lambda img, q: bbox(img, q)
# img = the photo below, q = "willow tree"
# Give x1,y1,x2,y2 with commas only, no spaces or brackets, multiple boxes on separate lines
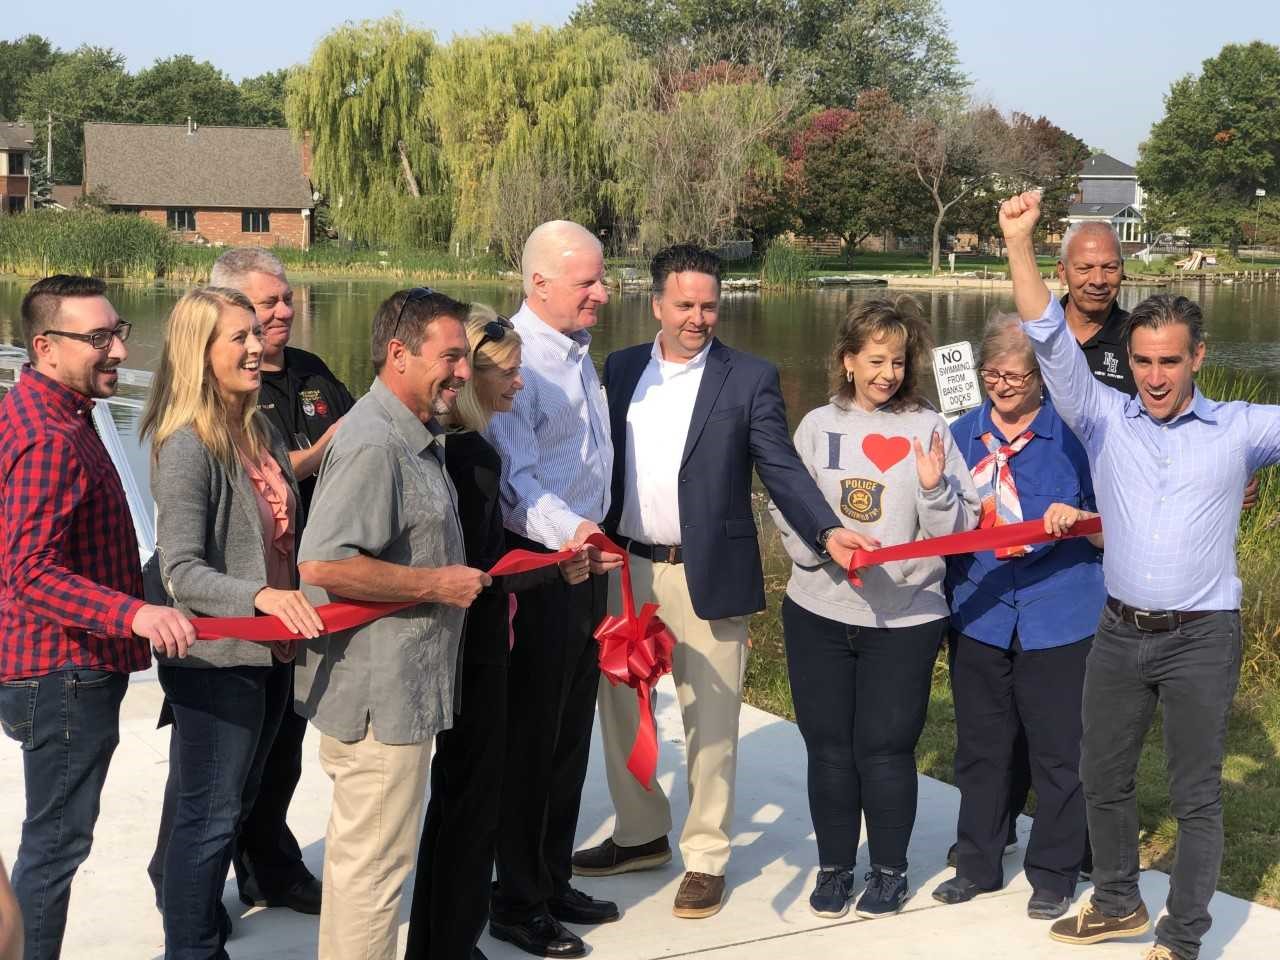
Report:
426,24,629,262
285,16,449,246
600,33,803,252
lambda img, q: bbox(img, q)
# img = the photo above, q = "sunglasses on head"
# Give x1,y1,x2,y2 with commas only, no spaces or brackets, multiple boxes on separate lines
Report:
474,315,514,356
389,287,435,344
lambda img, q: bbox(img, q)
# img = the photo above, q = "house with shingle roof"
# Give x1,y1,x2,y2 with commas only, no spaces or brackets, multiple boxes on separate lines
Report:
1065,153,1147,249
0,119,35,215
83,121,315,249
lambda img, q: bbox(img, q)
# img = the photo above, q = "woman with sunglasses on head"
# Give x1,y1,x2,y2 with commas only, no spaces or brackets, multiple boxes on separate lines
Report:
141,287,323,960
404,305,589,960
932,311,1104,920
770,296,980,921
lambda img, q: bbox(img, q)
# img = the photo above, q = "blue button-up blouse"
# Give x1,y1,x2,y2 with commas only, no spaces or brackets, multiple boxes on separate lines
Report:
946,398,1106,650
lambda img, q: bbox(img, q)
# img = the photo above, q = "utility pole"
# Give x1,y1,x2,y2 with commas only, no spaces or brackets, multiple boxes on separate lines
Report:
46,112,53,179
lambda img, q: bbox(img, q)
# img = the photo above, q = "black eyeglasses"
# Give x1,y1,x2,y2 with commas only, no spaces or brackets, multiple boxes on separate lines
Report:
390,287,435,344
474,316,514,357
978,367,1036,387
42,321,132,351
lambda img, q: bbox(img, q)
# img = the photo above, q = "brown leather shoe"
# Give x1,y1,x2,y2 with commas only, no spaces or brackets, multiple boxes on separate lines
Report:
672,871,726,919
571,836,671,877
1049,901,1151,945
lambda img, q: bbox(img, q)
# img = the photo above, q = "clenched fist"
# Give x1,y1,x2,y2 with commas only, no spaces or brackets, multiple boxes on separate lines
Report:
999,190,1043,242
422,565,492,608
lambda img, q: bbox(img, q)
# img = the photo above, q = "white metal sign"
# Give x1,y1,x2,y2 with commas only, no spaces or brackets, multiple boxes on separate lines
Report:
932,340,982,414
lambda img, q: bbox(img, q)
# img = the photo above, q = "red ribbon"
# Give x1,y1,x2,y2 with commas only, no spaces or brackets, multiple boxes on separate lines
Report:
188,531,675,790
846,515,1102,585
588,533,676,791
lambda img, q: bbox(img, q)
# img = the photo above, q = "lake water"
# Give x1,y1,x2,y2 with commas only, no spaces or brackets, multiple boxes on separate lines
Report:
2,275,1278,505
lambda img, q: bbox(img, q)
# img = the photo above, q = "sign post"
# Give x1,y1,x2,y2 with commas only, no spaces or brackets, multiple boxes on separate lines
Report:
931,340,983,416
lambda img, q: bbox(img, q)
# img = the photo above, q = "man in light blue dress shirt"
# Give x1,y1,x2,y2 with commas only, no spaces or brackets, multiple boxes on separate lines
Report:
1001,190,1280,960
485,220,625,958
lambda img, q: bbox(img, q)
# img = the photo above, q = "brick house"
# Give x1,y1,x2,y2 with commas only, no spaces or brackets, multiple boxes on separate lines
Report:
83,121,315,249
0,120,35,215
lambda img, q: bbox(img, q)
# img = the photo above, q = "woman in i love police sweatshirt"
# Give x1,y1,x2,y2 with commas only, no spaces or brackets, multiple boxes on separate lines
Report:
769,295,980,922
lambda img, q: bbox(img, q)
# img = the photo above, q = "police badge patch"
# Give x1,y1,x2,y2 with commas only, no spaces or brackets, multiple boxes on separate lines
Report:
841,477,885,523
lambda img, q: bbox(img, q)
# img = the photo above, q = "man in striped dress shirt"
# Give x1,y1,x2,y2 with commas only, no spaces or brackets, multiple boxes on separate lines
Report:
0,275,194,960
486,221,624,958
1001,193,1280,960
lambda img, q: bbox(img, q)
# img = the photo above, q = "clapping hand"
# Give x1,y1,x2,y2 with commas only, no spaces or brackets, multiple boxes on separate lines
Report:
914,430,946,491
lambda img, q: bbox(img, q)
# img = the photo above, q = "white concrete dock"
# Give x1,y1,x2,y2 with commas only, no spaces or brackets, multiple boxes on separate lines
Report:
2,670,1276,959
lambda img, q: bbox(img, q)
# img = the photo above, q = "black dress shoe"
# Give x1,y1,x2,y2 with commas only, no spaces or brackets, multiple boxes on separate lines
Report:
489,913,585,958
244,875,322,914
549,886,620,925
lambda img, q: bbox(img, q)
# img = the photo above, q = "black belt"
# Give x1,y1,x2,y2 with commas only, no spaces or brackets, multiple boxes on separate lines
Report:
616,536,683,565
1106,597,1216,632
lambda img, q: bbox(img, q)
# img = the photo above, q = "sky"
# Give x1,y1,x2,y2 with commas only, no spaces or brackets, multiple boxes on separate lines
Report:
11,0,1280,165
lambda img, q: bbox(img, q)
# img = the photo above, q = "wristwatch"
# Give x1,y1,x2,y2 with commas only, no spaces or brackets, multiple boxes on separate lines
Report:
817,526,838,555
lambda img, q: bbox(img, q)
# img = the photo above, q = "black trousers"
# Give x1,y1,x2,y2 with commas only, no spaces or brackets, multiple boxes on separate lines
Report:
491,570,607,922
952,631,1090,898
405,659,508,960
782,596,945,870
232,661,312,898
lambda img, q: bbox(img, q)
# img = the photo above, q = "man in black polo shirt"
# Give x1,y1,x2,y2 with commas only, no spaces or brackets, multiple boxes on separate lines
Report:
1057,221,1136,396
213,248,355,913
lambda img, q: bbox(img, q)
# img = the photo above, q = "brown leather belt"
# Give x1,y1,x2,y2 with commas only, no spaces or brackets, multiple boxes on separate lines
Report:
1106,597,1216,632
616,536,683,565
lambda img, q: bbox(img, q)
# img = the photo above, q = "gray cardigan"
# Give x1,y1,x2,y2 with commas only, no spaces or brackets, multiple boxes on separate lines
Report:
151,423,301,668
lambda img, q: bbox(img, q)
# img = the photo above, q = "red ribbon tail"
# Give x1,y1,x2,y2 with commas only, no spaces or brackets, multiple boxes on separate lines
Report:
626,682,659,791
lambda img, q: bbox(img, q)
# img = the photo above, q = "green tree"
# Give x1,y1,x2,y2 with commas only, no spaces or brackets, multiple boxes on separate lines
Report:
571,0,963,108
129,55,244,125
785,91,930,255
285,16,448,246
0,34,61,120
426,24,628,258
1137,41,1280,253
238,70,289,126
19,45,132,182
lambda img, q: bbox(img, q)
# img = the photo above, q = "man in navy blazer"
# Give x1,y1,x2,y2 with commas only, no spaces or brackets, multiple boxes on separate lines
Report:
571,245,870,919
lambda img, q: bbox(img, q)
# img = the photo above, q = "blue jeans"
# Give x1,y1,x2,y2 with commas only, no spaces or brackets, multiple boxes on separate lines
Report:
156,664,285,960
0,668,128,960
1081,606,1242,960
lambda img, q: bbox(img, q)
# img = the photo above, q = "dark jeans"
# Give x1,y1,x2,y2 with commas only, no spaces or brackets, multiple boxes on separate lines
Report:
154,664,287,960
782,597,945,870
492,569,607,922
0,668,127,960
1082,606,1242,960
951,631,1090,898
233,661,313,899
405,659,508,959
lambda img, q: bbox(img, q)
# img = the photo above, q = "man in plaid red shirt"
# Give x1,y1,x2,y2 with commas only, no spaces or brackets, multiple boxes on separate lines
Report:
0,275,194,960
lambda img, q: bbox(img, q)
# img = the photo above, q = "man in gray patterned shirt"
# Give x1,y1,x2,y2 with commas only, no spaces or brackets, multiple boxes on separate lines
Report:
296,288,490,960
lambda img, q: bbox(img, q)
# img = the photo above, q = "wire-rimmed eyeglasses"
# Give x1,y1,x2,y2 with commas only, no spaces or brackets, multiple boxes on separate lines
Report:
978,367,1037,387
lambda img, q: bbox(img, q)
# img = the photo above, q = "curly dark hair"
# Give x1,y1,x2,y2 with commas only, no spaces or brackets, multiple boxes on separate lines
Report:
829,295,934,412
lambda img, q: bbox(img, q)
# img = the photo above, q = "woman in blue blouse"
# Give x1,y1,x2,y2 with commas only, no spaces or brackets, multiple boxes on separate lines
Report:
933,312,1105,920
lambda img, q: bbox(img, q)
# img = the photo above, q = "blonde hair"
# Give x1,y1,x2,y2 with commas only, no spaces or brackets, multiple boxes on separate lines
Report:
140,286,269,468
453,303,523,432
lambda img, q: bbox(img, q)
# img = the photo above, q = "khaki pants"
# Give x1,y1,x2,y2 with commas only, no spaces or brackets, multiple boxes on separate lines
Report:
597,556,748,876
317,730,432,960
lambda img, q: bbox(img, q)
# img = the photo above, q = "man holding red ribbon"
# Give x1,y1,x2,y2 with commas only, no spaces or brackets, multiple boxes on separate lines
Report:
573,245,873,921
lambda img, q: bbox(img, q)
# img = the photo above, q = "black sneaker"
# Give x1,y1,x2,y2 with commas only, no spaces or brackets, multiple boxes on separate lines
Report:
855,865,909,919
809,867,856,919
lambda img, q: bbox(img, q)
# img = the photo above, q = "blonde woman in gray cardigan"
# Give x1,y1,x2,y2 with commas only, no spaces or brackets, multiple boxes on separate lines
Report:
770,296,979,923
140,287,323,960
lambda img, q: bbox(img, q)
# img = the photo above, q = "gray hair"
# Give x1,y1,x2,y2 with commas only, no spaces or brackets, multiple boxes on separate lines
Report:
1124,294,1205,352
978,310,1039,375
209,247,287,290
1059,221,1123,265
521,220,602,297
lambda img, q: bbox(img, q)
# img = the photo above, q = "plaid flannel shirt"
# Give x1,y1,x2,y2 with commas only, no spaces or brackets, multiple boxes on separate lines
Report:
0,365,148,681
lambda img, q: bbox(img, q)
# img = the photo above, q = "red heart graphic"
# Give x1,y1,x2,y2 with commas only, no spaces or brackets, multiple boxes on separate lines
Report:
862,434,911,473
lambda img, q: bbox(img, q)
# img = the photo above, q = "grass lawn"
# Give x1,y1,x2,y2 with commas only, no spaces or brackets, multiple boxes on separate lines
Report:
741,493,1280,909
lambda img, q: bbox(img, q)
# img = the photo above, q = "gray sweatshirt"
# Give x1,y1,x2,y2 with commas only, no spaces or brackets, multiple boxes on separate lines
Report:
770,399,980,628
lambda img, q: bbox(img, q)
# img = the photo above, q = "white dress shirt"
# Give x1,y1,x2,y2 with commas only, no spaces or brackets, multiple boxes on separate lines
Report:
486,302,613,549
617,336,711,546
